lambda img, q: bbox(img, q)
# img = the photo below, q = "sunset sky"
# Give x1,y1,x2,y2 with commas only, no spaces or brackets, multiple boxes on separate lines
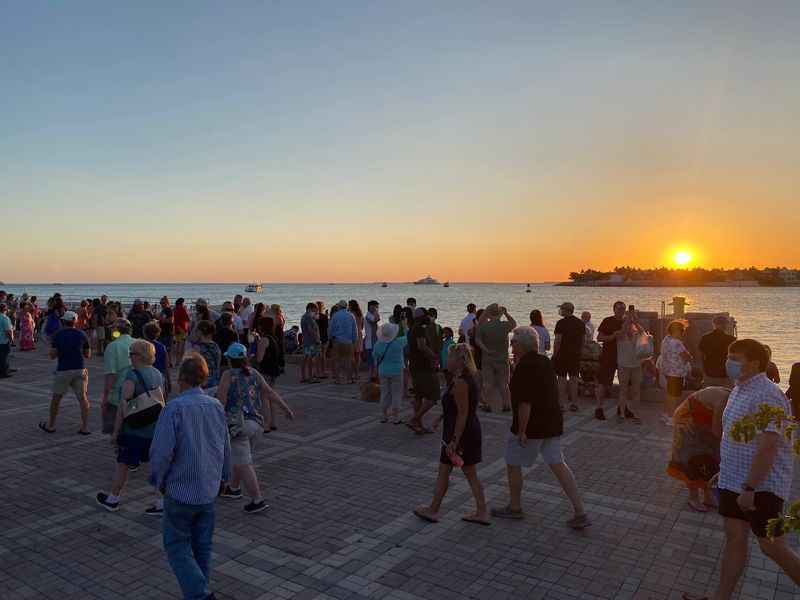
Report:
2,2,799,283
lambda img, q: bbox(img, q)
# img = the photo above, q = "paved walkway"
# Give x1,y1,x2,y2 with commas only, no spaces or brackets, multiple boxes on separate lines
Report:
0,345,797,600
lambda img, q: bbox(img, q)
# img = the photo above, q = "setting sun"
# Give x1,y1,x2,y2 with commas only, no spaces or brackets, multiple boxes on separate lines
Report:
674,250,692,266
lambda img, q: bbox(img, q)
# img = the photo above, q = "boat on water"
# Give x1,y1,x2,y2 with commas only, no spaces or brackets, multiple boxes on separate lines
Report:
526,283,531,293
443,281,450,288
245,283,263,293
413,275,440,285
381,282,388,288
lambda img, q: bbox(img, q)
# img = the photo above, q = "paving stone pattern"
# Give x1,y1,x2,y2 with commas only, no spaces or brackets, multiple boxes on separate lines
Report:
0,346,797,599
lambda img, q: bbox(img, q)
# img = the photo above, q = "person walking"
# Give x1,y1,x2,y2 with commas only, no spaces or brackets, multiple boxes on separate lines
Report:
682,340,800,600
699,315,736,387
491,326,590,529
552,302,585,412
475,304,516,412
408,308,441,434
373,322,408,424
217,343,294,513
328,300,357,385
148,353,232,600
660,320,693,426
102,319,135,434
39,311,91,434
96,339,165,513
594,301,627,420
667,386,730,513
413,343,489,526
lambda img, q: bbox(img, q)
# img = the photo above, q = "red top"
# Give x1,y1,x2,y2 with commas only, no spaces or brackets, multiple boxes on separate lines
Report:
174,305,190,333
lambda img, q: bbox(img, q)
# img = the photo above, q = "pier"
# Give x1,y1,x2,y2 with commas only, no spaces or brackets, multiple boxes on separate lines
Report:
0,346,797,600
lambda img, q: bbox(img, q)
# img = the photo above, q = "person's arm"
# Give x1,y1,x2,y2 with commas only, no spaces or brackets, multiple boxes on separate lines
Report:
711,395,728,439
596,322,615,344
474,324,488,354
553,334,562,356
113,379,135,441
516,401,531,447
148,407,177,493
256,338,267,364
447,380,469,455
216,371,230,403
49,343,58,360
259,375,294,420
503,308,517,330
221,415,232,484
83,338,91,359
737,431,781,511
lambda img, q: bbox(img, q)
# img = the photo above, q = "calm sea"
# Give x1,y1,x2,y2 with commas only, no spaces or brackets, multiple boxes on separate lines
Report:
4,283,798,380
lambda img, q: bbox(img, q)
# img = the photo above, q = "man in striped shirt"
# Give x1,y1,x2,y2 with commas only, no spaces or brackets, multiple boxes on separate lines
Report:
150,353,231,600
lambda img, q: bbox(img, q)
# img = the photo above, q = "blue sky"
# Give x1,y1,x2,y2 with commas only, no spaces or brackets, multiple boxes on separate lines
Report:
2,1,799,282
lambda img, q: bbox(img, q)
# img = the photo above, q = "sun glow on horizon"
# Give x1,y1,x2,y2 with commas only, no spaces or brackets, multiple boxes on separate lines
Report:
673,250,693,267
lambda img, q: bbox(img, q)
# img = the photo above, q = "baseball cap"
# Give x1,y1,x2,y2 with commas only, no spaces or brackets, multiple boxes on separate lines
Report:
62,311,78,322
224,342,248,360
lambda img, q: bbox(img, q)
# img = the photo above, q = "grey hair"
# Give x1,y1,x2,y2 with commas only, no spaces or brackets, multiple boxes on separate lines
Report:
512,326,540,355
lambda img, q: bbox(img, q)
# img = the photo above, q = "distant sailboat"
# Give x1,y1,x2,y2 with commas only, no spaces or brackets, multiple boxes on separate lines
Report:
526,283,532,293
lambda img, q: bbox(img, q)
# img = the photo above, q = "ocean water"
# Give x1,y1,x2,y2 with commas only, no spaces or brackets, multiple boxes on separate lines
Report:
4,283,799,380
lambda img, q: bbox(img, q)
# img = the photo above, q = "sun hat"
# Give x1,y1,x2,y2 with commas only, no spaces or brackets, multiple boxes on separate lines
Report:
377,322,400,343
224,342,248,360
62,311,78,322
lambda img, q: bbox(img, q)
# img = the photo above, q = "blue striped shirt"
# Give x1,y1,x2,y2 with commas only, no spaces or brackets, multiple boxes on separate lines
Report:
149,387,231,505
328,310,357,344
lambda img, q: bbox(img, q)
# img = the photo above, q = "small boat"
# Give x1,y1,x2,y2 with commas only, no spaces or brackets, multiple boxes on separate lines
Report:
381,282,388,288
526,283,532,293
443,281,450,288
245,283,263,293
413,275,440,285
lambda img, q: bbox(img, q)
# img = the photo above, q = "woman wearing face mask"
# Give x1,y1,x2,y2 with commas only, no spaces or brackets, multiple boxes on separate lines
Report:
659,321,692,426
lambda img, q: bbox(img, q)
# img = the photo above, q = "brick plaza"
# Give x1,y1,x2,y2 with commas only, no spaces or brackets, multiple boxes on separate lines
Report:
0,346,797,600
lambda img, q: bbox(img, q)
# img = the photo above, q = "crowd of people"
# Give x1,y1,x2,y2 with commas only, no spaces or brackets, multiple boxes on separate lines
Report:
2,288,800,600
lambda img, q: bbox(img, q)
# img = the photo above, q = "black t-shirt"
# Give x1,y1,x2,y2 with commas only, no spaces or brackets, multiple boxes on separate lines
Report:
92,304,107,327
699,329,736,377
553,315,585,361
408,322,437,372
510,352,563,439
214,328,239,359
128,310,152,339
597,316,623,362
159,307,175,337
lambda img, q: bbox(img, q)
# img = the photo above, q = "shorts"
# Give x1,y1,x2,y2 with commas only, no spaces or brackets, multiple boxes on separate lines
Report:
102,404,118,435
596,358,617,386
483,361,510,389
505,433,563,467
303,344,321,357
53,369,88,397
174,330,187,342
117,434,152,467
553,355,580,378
159,335,174,350
411,370,440,403
666,376,684,397
231,419,261,465
719,489,784,539
333,341,354,360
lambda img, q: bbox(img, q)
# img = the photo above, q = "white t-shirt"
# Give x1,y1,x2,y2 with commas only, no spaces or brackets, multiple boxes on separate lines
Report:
459,313,476,339
584,321,595,341
239,305,254,329
364,312,380,350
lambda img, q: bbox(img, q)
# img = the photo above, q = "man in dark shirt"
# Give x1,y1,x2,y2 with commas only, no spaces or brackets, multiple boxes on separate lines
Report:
552,302,585,411
214,312,239,365
127,299,152,339
491,326,589,529
408,308,440,433
41,311,91,434
699,315,736,387
594,301,627,420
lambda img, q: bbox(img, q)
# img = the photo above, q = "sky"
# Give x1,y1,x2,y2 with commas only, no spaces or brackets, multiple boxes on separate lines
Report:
2,1,799,283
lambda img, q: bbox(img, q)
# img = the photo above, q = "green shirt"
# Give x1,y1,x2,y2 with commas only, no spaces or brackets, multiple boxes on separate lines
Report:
104,334,134,406
0,314,11,345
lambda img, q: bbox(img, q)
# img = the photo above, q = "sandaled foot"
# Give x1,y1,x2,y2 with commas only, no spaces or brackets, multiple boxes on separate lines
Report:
462,512,491,526
681,594,708,600
490,505,524,520
38,421,56,434
566,513,591,529
77,430,92,436
413,506,439,523
687,500,708,513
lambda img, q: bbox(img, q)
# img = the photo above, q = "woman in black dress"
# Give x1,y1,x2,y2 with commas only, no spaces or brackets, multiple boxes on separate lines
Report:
414,343,489,525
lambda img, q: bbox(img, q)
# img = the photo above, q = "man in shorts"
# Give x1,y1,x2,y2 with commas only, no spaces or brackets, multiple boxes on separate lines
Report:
552,302,585,411
475,303,516,412
40,311,91,434
407,308,441,434
683,339,800,600
300,303,321,382
594,301,627,420
328,300,357,384
491,326,589,528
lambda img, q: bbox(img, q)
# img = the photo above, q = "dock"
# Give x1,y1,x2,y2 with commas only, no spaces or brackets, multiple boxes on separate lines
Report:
0,345,797,599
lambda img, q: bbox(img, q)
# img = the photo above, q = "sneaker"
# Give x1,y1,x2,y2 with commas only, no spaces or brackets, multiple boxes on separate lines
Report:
566,514,591,530
96,492,120,512
145,505,163,516
219,486,243,499
243,500,269,514
594,408,606,421
128,465,140,472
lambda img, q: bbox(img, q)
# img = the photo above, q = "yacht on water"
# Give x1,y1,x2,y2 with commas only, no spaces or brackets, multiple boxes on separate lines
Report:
245,283,263,293
413,275,440,285
381,282,388,288
443,281,450,288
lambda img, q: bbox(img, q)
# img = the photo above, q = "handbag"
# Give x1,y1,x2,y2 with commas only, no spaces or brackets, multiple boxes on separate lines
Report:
124,369,165,429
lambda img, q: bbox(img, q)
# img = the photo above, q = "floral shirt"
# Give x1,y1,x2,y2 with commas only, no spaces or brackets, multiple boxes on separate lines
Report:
660,335,688,377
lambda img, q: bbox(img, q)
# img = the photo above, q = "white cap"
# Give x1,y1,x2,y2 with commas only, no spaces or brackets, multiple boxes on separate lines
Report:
62,311,78,322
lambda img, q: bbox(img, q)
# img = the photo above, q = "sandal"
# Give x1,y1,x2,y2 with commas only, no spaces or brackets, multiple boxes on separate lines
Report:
681,594,708,600
77,430,92,436
490,505,524,520
38,421,56,434
413,507,439,523
687,500,708,513
461,513,491,526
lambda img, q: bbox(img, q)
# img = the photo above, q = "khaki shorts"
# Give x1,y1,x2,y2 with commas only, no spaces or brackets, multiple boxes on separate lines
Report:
231,419,261,465
333,341,354,361
53,369,88,397
483,361,510,389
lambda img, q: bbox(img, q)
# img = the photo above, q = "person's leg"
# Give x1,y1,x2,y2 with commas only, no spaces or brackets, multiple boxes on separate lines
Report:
549,462,586,517
191,503,216,581
712,517,750,600
0,343,10,376
507,465,524,512
76,370,90,432
557,376,568,409
617,367,631,416
757,536,800,585
390,375,403,420
47,393,63,430
163,497,211,600
461,465,489,519
110,462,130,496
425,463,452,516
239,464,263,503
352,351,360,382
568,373,579,408
230,464,242,490
380,376,391,419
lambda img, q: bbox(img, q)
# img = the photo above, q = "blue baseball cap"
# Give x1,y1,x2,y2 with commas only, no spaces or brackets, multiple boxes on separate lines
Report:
224,342,248,359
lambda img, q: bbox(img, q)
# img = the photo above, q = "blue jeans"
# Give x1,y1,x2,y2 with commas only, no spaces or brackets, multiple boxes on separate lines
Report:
163,496,215,600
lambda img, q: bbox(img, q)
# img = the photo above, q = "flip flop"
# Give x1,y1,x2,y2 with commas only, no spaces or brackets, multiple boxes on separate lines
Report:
461,514,491,526
76,430,92,436
681,594,708,600
38,422,56,434
413,508,439,523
